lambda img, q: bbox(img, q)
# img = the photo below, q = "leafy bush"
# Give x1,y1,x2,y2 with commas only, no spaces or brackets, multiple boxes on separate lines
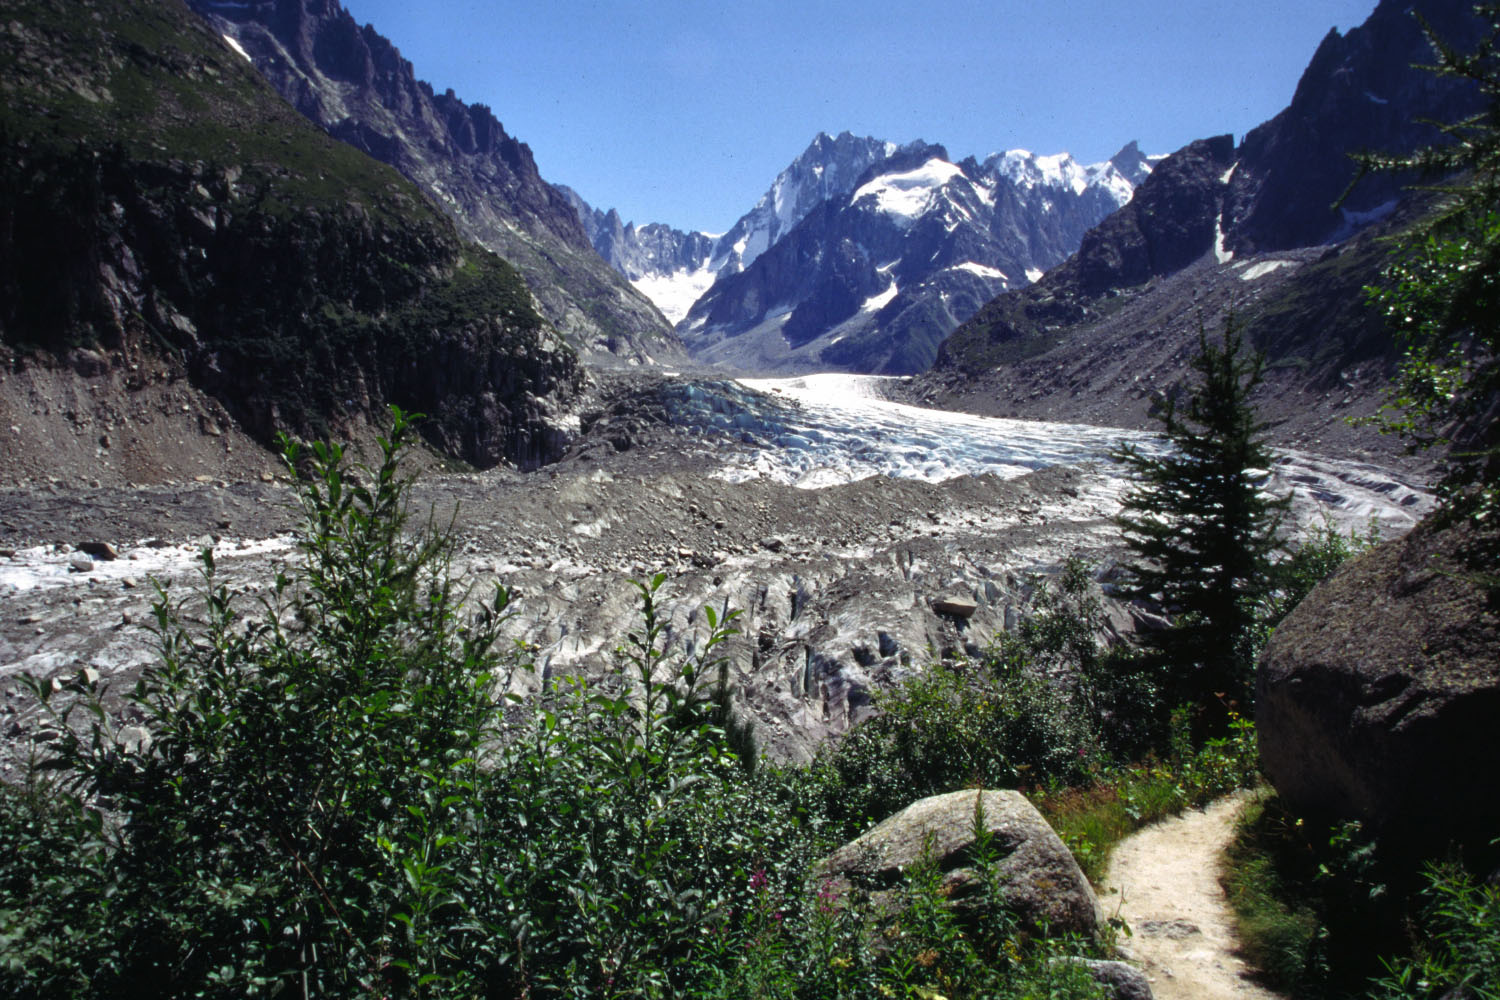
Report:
7,411,523,995
809,562,1114,828
1258,518,1381,635
1371,864,1500,1000
1219,794,1326,994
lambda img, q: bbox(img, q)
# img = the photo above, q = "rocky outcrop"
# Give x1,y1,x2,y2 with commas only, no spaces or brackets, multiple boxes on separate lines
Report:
1055,959,1153,1000
818,789,1100,937
1225,0,1487,254
1070,136,1235,295
558,190,718,284
188,0,680,364
1257,516,1500,856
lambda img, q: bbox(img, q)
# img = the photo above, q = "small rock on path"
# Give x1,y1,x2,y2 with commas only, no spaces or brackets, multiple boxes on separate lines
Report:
1104,791,1285,1000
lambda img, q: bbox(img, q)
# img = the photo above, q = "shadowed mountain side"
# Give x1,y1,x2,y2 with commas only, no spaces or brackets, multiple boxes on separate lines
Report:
913,208,1427,464
916,0,1487,467
0,0,583,485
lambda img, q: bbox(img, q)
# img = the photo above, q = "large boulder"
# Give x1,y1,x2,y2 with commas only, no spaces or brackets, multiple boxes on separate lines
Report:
1257,516,1500,855
1054,958,1154,1000
818,789,1100,937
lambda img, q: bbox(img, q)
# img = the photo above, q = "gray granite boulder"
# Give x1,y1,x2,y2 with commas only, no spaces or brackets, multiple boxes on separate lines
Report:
819,788,1100,936
1257,517,1500,855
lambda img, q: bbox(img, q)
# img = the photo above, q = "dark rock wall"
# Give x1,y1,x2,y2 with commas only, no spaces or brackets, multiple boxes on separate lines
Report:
1,0,582,474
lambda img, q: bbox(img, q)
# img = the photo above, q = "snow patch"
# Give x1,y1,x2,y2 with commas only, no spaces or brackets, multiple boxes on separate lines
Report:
852,159,964,224
1214,217,1234,264
861,282,899,312
950,262,1008,281
1220,162,1239,184
221,33,252,62
632,265,717,324
1025,268,1044,283
1240,260,1294,282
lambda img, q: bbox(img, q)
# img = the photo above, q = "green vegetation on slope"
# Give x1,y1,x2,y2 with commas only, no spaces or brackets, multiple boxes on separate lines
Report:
0,0,576,468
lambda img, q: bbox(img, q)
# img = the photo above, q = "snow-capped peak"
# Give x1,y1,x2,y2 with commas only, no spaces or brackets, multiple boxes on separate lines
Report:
714,131,909,273
983,143,1152,208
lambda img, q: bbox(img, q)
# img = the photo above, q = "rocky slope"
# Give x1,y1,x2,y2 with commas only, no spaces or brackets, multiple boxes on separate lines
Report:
0,0,583,485
188,0,681,364
915,0,1486,449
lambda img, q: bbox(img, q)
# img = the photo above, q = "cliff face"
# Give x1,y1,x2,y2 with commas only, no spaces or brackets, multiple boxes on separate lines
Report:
189,0,682,364
0,0,583,483
1226,0,1487,254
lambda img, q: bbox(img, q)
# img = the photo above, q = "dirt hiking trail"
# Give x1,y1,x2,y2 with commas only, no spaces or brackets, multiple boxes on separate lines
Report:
1104,791,1285,1000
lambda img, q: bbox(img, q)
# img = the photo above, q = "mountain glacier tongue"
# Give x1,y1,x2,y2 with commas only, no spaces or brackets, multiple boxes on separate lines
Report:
701,375,1432,539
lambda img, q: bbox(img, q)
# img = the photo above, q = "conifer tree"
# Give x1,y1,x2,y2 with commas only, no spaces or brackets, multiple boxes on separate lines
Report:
1111,316,1289,732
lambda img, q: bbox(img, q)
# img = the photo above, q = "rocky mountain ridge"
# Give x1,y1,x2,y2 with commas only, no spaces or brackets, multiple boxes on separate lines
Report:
916,0,1487,449
187,0,681,364
674,137,1154,374
568,131,1155,372
562,132,910,325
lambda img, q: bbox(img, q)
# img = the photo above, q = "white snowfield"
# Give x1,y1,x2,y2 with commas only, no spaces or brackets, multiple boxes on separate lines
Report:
720,374,1433,537
851,159,966,224
631,265,718,325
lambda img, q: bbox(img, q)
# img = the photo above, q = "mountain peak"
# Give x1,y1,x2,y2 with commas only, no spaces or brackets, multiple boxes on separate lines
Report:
1108,140,1153,186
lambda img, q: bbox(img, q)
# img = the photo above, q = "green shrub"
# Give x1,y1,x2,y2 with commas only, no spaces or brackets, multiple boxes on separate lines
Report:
1219,794,1325,994
812,653,1098,829
1,411,1118,999
1370,864,1500,1000
0,411,810,997
1257,519,1381,637
7,410,522,995
1034,712,1259,886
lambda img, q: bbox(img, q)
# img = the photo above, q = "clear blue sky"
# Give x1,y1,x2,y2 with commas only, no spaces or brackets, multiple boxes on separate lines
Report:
340,0,1378,233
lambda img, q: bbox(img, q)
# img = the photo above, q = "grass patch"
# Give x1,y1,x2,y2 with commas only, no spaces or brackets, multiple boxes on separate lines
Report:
1219,791,1324,994
1033,713,1260,886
